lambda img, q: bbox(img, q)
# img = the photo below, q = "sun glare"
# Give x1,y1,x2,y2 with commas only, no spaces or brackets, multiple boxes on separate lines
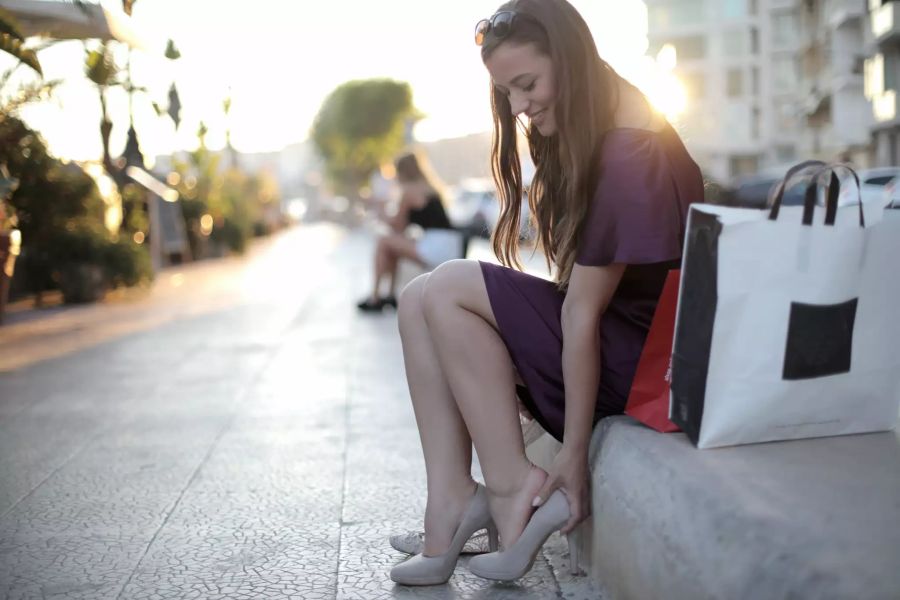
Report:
642,44,688,120
4,0,672,159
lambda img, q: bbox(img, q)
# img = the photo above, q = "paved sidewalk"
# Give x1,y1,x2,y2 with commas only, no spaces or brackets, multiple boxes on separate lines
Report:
0,224,599,599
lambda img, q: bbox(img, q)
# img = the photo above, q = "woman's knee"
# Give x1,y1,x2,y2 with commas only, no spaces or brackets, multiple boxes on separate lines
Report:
421,259,478,320
397,273,429,334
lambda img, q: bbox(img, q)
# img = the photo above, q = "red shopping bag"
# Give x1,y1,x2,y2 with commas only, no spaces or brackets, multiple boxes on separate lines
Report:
625,269,681,433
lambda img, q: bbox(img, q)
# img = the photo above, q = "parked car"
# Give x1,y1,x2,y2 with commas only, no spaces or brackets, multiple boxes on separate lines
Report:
448,178,533,240
831,167,899,209
886,177,900,209
725,172,803,209
727,166,900,210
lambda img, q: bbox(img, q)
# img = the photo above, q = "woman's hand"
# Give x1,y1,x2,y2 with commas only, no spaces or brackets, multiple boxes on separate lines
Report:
532,443,591,534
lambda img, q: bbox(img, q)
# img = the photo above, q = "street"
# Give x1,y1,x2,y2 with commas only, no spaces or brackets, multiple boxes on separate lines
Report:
0,223,595,599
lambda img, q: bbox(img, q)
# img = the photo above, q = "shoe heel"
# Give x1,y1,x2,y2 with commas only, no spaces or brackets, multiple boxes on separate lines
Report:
468,490,571,582
487,523,499,552
567,533,584,576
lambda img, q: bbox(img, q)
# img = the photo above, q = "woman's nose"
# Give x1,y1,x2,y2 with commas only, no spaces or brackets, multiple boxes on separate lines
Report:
508,92,529,117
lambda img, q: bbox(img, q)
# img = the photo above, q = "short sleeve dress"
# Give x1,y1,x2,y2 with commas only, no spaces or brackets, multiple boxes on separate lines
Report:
479,124,704,442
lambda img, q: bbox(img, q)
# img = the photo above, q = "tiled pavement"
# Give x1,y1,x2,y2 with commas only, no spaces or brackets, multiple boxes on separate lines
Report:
0,224,601,599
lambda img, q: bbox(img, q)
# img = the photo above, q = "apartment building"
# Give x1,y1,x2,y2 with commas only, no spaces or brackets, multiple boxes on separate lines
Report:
866,0,900,165
646,0,870,184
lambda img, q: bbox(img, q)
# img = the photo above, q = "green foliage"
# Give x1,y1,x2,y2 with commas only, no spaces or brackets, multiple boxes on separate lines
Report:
85,45,118,87
103,235,152,287
0,9,41,76
209,216,246,254
119,182,148,234
0,10,42,76
0,8,25,40
0,117,152,300
165,39,181,60
312,79,416,193
0,78,60,117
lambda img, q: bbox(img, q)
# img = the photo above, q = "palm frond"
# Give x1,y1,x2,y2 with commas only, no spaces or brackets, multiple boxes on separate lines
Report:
0,79,61,116
0,33,42,76
165,39,181,60
0,9,26,41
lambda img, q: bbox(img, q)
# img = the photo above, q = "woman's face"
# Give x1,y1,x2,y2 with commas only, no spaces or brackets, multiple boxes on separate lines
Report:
484,42,557,136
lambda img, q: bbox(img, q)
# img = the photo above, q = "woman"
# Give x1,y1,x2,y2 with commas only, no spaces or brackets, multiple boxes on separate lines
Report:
357,152,462,312
389,0,703,585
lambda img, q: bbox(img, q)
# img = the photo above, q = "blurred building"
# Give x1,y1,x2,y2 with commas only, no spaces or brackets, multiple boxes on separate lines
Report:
865,0,900,166
646,0,871,184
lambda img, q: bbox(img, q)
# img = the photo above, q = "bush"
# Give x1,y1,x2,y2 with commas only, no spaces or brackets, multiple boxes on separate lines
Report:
1,117,153,302
43,220,152,303
210,216,247,254
102,236,153,288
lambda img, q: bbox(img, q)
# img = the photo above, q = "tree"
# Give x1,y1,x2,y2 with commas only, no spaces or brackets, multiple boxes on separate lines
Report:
0,8,42,76
311,79,417,196
84,42,121,176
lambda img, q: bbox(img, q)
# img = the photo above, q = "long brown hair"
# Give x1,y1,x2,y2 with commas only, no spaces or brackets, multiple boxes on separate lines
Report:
394,151,446,199
481,0,621,288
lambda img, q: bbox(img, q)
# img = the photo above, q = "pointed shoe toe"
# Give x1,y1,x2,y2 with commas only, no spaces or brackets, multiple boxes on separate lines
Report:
468,490,570,582
390,484,498,586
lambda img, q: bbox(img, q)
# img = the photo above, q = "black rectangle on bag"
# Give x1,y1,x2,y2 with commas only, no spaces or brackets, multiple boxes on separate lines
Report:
783,298,858,380
671,209,721,446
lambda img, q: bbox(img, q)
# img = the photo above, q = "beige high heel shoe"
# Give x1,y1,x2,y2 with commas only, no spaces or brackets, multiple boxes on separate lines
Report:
390,484,500,586
467,489,571,581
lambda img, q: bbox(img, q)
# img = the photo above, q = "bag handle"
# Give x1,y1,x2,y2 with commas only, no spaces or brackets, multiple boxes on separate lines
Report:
809,165,863,227
769,162,864,227
768,160,826,220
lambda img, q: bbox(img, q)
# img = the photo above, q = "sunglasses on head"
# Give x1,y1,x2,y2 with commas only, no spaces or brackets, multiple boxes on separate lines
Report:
474,11,518,46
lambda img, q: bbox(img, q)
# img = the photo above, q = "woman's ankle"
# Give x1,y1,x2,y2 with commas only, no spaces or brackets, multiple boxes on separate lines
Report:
485,462,546,499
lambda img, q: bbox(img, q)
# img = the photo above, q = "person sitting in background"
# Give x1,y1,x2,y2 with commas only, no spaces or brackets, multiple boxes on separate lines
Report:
357,152,463,313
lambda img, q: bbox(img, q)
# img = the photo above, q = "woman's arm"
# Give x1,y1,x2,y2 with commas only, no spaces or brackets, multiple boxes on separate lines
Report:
560,262,625,450
534,261,625,532
385,191,417,233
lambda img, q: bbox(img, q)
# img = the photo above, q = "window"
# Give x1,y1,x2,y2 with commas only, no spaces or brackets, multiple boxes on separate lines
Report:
750,27,759,54
723,30,746,56
771,11,796,48
886,51,900,91
775,145,797,163
775,102,798,131
723,0,746,19
673,35,707,60
752,67,760,95
773,57,798,92
648,0,705,29
679,71,707,100
730,155,760,178
752,107,761,140
727,68,744,97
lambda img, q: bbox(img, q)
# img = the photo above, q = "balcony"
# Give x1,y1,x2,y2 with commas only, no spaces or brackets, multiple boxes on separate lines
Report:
872,1,900,44
826,0,866,28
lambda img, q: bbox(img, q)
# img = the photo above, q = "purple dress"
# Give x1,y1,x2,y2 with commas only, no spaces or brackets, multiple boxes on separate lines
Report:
480,124,704,442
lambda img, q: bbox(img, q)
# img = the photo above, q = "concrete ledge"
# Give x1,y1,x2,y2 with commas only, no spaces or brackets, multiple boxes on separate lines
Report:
527,416,900,600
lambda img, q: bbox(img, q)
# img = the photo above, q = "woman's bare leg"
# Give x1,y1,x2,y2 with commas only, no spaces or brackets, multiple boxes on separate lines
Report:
373,235,425,300
398,274,477,556
421,259,547,547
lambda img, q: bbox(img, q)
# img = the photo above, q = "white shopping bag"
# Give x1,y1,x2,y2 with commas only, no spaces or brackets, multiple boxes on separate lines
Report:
670,163,900,448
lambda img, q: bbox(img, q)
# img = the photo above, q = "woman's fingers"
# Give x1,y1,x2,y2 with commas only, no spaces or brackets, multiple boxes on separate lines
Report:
558,480,591,534
532,475,559,508
560,491,583,534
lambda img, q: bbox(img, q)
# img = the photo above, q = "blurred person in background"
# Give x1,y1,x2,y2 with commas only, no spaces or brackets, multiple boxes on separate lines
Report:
357,152,462,313
388,0,703,586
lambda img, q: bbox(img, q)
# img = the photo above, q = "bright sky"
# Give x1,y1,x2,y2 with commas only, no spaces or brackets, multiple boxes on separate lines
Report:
3,0,673,162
